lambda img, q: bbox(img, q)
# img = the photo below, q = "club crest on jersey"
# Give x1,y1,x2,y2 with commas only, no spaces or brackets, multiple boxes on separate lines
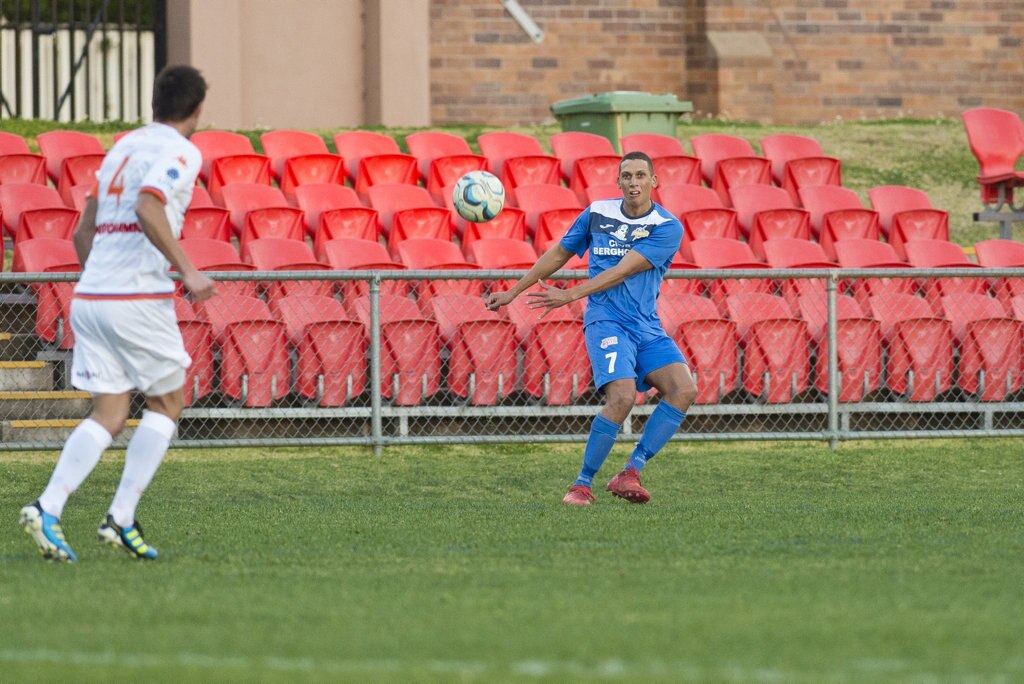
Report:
166,168,179,180
609,225,629,240
630,226,650,240
600,336,618,349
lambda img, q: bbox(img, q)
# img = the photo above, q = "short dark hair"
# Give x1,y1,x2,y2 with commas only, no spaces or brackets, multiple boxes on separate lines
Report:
152,65,207,122
620,150,654,174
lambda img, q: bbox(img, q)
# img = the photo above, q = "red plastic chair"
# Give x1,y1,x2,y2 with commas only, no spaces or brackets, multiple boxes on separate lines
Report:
550,131,618,182
868,185,949,260
0,131,31,155
500,155,562,203
366,184,451,255
468,237,538,291
353,153,420,201
333,131,402,183
657,293,739,404
763,237,838,308
190,130,258,182
189,186,215,209
798,185,880,260
690,133,772,207
54,154,104,207
835,238,916,306
320,237,410,301
292,183,379,256
477,132,545,181
533,208,581,254
194,295,291,407
975,238,1024,306
395,237,483,303
12,237,79,348
584,183,622,204
621,133,687,157
940,293,1023,401
759,134,842,205
506,291,590,404
0,183,79,242
690,237,773,311
275,294,367,406
657,185,740,261
725,293,811,403
174,297,214,406
428,294,519,405
904,238,987,307
242,237,332,305
259,130,345,197
405,131,489,200
961,108,1024,207
181,207,233,242
350,294,443,405
0,132,47,185
651,154,702,189
729,184,811,260
219,184,305,247
514,184,582,237
179,238,258,298
867,292,953,401
36,130,104,184
191,131,271,200
568,155,622,204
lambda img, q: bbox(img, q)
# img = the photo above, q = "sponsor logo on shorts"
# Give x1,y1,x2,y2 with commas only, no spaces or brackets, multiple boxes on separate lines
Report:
75,369,99,380
600,336,618,349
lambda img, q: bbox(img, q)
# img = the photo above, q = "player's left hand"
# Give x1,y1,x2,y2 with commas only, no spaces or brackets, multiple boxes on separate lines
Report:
183,270,216,301
525,281,573,317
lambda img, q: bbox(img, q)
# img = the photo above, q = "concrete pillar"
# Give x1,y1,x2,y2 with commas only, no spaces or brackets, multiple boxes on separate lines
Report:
365,0,431,127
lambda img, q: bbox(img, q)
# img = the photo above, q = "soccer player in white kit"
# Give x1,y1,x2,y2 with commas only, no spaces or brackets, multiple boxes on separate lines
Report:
19,65,215,562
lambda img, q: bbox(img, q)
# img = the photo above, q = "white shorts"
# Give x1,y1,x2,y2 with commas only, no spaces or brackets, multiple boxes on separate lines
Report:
70,296,192,396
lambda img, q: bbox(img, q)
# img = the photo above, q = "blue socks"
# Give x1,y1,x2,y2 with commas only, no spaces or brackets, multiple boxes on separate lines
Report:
574,414,621,487
625,401,686,472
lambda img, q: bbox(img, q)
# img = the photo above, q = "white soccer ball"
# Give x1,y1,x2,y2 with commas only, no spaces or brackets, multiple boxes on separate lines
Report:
452,170,505,223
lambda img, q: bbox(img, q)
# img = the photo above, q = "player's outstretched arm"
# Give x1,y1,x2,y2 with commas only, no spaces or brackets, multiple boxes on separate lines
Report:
484,244,575,311
72,197,98,267
526,249,653,316
136,193,216,301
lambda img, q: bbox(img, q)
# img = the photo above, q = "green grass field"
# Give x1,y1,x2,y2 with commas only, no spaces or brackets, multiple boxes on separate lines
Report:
2,440,1022,682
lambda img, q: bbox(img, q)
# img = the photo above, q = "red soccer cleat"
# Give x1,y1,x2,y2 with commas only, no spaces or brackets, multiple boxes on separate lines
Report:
606,469,650,504
562,484,595,506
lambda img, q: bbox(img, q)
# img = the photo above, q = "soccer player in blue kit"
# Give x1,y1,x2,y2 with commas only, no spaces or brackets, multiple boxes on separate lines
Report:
485,151,697,505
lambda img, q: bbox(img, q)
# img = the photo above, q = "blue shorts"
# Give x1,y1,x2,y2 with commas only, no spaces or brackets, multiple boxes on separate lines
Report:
584,320,687,393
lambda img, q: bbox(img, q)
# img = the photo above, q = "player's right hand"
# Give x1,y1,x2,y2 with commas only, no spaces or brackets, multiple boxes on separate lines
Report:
484,290,515,311
182,270,216,301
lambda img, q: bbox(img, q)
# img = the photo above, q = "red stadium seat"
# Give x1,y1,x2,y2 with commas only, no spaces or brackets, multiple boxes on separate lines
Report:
351,294,443,405
468,237,538,291
260,129,333,178
67,183,92,211
395,238,483,303
333,131,401,183
189,186,215,209
194,295,290,407
550,131,617,182
460,207,528,254
54,154,103,208
259,130,345,198
477,131,545,181
366,184,451,255
0,183,79,242
974,238,1024,306
568,155,621,204
0,131,31,155
353,153,420,202
867,293,953,401
405,131,490,200
729,184,812,260
320,237,410,301
36,130,104,184
725,293,811,403
835,238,916,306
961,108,1024,207
178,238,258,298
584,183,622,204
190,130,259,184
500,156,562,203
12,237,79,348
425,154,489,203
759,134,842,205
657,293,739,403
292,183,379,255
867,185,949,260
798,185,880,260
514,184,582,237
533,208,580,254
191,131,271,201
242,237,332,306
690,134,772,207
650,154,702,189
219,184,305,248
427,294,518,405
657,185,740,261
506,291,590,404
794,293,882,402
690,237,772,311
794,292,866,343
904,239,987,307
174,297,214,406
275,294,367,406
0,132,47,185
763,238,838,307
181,207,233,242
621,133,687,157
941,293,1024,401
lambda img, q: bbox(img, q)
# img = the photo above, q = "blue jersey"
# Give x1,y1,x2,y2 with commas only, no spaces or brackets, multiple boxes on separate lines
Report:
559,199,683,333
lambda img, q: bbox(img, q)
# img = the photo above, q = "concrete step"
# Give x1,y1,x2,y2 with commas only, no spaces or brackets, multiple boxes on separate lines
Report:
0,332,46,361
0,391,92,420
2,418,138,444
0,361,55,391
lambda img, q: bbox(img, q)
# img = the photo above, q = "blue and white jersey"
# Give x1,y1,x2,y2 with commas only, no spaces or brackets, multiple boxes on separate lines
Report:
559,199,683,333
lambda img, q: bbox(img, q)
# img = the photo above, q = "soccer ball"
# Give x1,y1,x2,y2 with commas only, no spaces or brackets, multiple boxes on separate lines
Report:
452,171,505,223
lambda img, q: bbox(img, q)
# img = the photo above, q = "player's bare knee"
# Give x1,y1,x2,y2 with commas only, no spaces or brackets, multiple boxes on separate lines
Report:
602,388,636,422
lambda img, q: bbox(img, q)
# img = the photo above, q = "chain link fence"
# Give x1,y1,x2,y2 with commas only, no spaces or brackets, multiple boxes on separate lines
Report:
3,268,1024,450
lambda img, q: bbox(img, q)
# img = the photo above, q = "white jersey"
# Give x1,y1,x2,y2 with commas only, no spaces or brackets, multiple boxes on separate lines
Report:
75,122,202,297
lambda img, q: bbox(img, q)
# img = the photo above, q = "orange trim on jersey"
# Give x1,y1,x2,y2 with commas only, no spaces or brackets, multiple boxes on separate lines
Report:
140,186,167,204
73,292,174,301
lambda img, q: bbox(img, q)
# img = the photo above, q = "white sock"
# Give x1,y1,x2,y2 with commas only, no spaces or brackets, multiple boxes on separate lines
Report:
108,411,176,528
38,418,112,518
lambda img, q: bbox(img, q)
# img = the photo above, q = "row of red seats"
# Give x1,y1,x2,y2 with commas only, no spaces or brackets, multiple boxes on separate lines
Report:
661,291,1024,404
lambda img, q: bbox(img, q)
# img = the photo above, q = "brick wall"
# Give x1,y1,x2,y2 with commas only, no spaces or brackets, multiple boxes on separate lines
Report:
429,0,1024,126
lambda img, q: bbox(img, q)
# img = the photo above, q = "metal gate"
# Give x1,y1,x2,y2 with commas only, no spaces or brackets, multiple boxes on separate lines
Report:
0,0,166,123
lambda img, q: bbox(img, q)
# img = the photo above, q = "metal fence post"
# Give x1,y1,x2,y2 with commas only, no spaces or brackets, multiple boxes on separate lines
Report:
369,275,383,456
827,271,839,450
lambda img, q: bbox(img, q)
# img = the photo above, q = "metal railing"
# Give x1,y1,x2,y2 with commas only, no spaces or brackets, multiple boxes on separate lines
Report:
2,267,1024,451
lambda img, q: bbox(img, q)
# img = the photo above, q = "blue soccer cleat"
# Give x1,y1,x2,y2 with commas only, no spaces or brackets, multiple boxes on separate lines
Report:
97,515,158,560
19,501,77,562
